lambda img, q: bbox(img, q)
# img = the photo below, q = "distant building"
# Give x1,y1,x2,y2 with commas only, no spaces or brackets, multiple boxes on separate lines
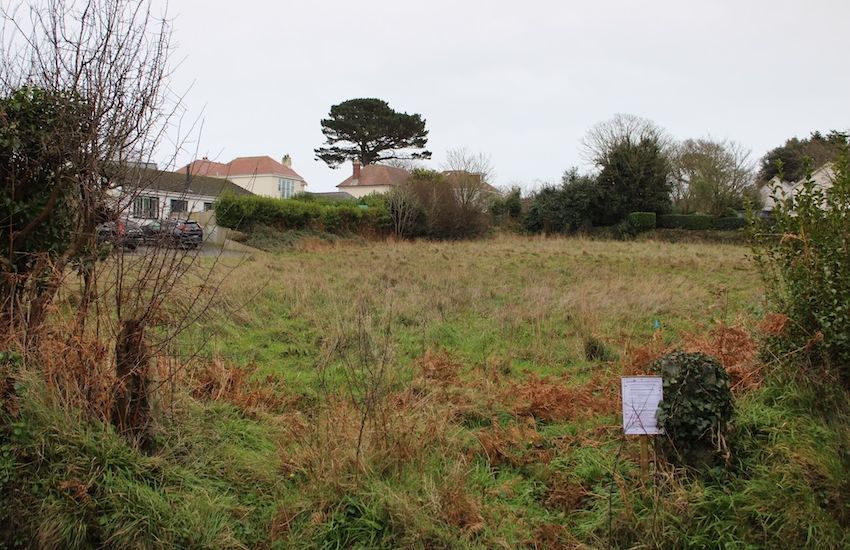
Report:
759,162,837,215
336,160,410,198
115,167,251,222
335,160,501,200
177,155,308,199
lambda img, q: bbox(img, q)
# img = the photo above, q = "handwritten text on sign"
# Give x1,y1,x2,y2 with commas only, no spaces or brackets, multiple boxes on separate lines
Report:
621,376,664,435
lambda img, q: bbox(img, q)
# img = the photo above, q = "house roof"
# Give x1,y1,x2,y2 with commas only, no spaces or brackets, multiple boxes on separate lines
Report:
178,155,306,182
122,167,252,198
337,164,410,188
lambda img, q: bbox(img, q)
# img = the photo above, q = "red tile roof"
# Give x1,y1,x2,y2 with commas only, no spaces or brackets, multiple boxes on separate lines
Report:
337,164,410,188
178,156,305,182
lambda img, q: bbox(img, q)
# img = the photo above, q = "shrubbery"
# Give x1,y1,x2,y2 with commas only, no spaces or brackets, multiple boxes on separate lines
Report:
751,151,850,383
523,170,603,233
711,216,747,231
215,192,389,235
405,169,492,239
625,211,656,233
490,187,522,226
653,351,733,469
657,214,714,230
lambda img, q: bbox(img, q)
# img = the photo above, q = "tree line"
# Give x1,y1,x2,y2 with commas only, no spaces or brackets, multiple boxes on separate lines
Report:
312,100,847,238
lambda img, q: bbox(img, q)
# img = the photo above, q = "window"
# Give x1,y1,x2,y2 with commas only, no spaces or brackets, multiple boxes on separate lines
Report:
278,178,295,199
203,202,214,212
132,196,159,219
170,199,188,213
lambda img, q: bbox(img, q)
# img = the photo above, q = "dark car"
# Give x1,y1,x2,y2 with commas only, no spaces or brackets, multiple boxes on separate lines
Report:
141,219,204,248
95,220,143,250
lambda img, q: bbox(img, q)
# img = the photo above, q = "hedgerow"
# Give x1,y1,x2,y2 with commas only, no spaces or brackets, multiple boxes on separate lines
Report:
214,192,389,235
657,214,714,230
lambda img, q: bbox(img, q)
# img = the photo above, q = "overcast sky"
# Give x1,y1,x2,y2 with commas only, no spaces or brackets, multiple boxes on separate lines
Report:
162,0,850,192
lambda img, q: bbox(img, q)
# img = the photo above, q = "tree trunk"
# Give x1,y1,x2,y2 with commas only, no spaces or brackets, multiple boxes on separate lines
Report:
112,318,152,451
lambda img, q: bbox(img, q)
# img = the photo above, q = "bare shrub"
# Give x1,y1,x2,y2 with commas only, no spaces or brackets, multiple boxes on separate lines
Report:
190,357,292,413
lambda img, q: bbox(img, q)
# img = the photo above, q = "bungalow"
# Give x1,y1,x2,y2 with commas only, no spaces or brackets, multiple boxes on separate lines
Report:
335,160,502,200
177,155,308,199
759,162,836,215
116,167,252,223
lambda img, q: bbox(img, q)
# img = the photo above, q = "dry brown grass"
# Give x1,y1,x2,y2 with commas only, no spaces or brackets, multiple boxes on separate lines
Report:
476,416,546,467
505,372,619,422
623,322,763,394
189,357,294,412
280,390,460,489
434,461,485,536
414,349,461,385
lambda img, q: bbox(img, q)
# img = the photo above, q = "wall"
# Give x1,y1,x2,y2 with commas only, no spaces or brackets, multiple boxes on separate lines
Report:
111,188,217,222
228,174,307,199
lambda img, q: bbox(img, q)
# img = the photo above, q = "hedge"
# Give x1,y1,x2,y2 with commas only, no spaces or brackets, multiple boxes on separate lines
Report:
626,211,656,233
658,214,714,230
214,192,389,235
711,216,748,231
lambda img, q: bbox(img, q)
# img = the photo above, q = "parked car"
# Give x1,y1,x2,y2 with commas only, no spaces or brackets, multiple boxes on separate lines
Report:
141,219,204,248
95,220,142,250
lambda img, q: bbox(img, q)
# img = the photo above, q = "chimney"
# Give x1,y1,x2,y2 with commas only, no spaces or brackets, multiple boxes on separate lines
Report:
281,154,292,167
353,159,361,179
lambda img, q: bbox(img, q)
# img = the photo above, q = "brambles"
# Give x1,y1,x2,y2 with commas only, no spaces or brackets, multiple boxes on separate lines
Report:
653,351,734,469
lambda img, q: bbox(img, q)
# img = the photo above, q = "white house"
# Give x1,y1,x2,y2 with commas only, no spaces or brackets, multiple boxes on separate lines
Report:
177,155,308,199
116,167,252,223
759,162,837,215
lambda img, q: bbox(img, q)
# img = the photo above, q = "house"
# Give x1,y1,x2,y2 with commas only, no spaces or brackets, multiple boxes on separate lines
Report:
335,160,502,200
116,167,252,223
759,162,836,215
177,155,308,199
336,160,410,198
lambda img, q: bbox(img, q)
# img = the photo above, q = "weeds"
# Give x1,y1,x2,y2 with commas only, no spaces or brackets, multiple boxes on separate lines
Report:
5,235,849,548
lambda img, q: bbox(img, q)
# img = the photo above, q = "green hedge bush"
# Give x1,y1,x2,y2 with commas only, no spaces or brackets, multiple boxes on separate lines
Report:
711,216,747,231
658,214,714,230
626,211,656,233
215,192,388,235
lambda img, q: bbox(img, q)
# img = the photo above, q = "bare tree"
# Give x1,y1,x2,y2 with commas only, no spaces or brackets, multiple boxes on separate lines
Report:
0,0,176,331
581,113,674,167
384,186,421,239
671,138,755,215
441,147,497,210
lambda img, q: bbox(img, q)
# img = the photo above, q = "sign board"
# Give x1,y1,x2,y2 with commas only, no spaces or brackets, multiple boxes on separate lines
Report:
621,376,664,435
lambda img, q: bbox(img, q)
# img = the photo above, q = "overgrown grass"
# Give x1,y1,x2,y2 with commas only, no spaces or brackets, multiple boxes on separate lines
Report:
3,235,848,548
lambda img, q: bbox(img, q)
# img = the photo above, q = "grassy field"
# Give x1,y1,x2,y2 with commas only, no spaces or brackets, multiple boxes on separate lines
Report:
3,235,850,548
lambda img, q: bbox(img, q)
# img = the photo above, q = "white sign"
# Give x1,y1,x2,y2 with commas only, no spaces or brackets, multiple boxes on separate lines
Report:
621,376,664,435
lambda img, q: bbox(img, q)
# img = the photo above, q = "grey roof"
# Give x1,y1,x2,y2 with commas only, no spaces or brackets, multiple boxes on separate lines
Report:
121,167,252,198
